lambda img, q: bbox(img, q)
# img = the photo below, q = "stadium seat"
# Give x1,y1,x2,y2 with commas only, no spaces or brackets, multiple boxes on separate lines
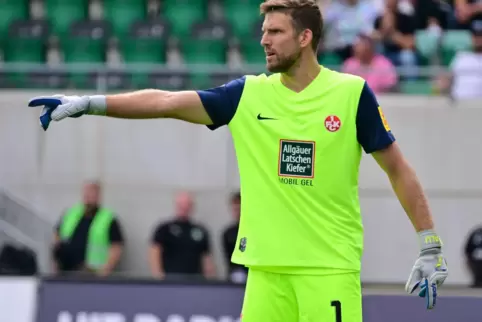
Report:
4,20,49,63
62,20,111,88
415,30,440,62
103,0,147,38
441,30,472,66
183,21,229,89
318,52,342,67
399,80,434,95
0,0,29,44
120,19,170,88
242,40,265,64
163,1,205,38
121,20,169,63
223,1,262,39
182,21,229,64
3,20,49,87
44,0,88,39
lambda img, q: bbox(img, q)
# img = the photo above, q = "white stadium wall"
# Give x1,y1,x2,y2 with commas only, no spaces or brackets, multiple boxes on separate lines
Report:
0,91,481,285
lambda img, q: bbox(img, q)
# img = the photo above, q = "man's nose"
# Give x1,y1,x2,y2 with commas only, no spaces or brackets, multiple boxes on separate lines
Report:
260,33,269,47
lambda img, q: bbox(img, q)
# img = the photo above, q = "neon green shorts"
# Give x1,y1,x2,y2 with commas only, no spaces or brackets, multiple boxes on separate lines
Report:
240,268,363,322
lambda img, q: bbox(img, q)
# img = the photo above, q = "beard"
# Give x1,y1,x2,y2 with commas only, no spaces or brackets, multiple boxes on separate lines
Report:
266,49,302,73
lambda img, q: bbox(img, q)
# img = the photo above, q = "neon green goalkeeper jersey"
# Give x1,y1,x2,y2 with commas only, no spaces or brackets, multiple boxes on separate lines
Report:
197,67,395,273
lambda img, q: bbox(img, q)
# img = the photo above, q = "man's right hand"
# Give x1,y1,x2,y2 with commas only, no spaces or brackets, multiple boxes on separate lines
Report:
28,94,106,131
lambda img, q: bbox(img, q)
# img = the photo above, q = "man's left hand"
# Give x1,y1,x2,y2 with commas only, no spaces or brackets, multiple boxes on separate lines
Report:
405,230,448,310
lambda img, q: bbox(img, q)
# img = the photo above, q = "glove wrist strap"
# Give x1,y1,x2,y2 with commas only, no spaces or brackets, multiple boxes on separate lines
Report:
418,229,442,253
87,95,107,116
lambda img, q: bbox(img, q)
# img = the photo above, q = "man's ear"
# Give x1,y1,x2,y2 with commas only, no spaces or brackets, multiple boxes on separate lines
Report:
299,29,314,49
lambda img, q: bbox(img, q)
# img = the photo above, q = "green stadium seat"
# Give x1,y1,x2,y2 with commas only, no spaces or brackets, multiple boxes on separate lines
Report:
399,80,434,95
103,0,146,37
44,0,88,39
121,19,170,88
415,30,440,62
62,21,110,88
3,20,49,87
121,20,169,63
163,2,206,38
182,21,229,64
242,40,265,64
441,30,472,66
4,20,49,63
0,0,29,44
318,52,342,67
224,1,262,39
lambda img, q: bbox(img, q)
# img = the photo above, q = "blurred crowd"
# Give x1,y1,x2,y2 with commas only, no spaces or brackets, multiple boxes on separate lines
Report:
319,0,482,99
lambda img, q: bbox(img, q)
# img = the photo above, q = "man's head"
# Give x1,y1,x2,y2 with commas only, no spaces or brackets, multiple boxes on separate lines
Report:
175,191,194,220
230,191,241,221
353,34,375,63
82,181,101,208
385,0,398,12
471,22,482,52
260,0,323,73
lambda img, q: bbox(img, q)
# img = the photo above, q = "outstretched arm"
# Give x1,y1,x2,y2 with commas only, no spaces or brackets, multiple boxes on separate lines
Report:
29,77,246,131
104,90,213,124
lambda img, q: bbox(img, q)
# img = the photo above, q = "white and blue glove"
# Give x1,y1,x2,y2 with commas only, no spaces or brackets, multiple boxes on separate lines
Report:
405,230,448,310
28,94,106,131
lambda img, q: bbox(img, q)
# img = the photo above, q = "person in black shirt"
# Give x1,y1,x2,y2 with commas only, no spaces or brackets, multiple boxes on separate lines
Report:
373,0,418,78
465,226,482,288
149,191,216,280
222,191,248,284
52,181,124,277
413,0,448,30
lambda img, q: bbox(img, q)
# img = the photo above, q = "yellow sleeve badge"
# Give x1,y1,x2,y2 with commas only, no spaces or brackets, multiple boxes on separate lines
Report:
378,106,391,132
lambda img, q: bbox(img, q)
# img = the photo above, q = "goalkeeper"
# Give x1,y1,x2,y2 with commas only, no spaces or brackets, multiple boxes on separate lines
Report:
27,0,448,321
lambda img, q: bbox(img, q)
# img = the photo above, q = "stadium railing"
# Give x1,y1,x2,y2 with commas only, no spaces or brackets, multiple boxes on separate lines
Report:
0,189,54,273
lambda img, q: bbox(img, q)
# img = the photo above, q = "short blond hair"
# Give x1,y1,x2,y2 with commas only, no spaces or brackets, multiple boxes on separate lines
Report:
260,0,323,51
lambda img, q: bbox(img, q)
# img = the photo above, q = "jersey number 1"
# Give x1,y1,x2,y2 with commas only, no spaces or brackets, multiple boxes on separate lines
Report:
331,300,342,322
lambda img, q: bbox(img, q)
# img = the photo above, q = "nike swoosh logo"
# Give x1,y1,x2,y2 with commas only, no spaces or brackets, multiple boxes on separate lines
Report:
257,113,277,120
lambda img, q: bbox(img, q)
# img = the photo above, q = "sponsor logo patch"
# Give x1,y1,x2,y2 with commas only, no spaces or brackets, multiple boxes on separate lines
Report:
278,140,315,178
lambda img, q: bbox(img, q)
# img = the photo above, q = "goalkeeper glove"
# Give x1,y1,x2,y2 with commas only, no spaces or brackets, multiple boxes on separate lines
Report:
28,94,106,131
405,230,448,310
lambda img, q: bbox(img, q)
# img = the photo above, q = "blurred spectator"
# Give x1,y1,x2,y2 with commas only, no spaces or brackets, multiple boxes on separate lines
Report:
53,181,124,277
149,192,216,280
464,226,482,287
413,0,448,30
435,23,482,99
342,33,398,93
0,243,38,276
221,191,248,284
324,0,379,60
454,0,482,29
373,0,418,78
